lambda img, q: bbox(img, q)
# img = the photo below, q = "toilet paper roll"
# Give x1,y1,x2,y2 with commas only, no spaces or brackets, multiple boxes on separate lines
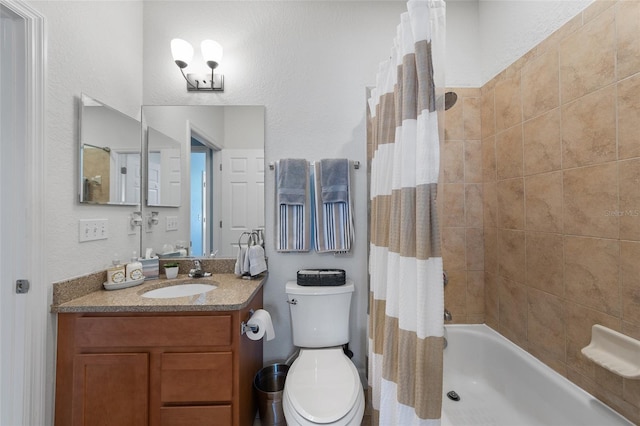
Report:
246,309,275,341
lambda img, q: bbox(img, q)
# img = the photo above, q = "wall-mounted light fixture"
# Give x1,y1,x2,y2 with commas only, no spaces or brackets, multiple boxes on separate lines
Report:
171,38,224,92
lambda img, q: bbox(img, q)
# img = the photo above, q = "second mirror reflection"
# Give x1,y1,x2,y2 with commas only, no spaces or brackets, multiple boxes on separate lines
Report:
141,105,265,259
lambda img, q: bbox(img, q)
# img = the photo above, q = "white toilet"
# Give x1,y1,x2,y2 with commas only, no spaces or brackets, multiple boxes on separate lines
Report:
283,280,365,425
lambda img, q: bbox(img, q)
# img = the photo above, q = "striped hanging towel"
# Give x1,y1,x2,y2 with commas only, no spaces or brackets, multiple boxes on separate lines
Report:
276,159,310,252
312,159,354,253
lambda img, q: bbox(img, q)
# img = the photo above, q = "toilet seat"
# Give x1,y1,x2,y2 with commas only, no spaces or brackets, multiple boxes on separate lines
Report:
283,347,364,424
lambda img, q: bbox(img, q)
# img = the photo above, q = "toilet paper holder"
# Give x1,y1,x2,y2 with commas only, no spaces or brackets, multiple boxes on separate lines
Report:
241,309,259,335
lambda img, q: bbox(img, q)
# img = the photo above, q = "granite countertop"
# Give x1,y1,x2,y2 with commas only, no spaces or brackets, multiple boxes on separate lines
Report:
51,273,266,313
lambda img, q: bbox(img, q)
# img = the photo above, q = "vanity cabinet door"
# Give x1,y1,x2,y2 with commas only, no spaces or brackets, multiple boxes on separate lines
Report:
72,353,149,426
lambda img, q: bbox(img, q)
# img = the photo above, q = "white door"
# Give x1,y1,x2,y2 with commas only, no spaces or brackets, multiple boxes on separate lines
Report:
160,148,181,206
220,149,264,257
1,2,46,425
148,152,161,205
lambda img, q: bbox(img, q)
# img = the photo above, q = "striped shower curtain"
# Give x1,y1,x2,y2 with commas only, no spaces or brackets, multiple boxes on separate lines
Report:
367,0,445,424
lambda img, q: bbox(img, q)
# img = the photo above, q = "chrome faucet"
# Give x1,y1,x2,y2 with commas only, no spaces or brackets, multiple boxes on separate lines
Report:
444,309,452,322
190,259,204,278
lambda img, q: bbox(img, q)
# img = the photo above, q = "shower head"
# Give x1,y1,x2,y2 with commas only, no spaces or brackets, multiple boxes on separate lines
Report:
444,91,458,111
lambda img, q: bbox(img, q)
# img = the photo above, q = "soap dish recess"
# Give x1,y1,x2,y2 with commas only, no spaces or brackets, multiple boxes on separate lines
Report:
581,324,640,379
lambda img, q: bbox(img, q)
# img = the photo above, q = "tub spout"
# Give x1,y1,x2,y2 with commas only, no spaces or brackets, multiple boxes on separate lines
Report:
444,309,452,322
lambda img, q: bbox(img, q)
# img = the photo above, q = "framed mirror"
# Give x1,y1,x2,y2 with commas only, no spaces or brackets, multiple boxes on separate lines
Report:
141,105,265,258
79,93,141,205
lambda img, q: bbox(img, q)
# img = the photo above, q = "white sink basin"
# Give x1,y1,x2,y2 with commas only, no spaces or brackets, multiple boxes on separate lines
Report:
142,283,217,299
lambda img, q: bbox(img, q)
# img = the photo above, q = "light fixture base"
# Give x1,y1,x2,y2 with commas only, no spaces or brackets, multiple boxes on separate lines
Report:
186,73,224,91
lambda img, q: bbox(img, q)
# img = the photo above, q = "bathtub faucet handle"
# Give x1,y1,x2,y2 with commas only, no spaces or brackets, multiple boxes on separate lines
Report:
444,308,452,322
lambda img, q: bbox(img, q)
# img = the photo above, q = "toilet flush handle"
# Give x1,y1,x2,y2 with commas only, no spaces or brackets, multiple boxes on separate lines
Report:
286,298,297,305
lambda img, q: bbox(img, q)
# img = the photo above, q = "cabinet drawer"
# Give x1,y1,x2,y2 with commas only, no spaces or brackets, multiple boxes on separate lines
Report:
75,316,232,348
160,406,231,426
161,352,233,403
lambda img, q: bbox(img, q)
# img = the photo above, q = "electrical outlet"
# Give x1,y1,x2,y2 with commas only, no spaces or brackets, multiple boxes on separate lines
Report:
79,219,108,242
166,216,178,231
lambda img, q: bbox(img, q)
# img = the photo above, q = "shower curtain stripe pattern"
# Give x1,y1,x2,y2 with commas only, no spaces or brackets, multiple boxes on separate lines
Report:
368,0,444,424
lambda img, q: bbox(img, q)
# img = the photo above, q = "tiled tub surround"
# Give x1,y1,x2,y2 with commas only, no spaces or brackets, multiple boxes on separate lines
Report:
441,88,485,325
480,1,640,423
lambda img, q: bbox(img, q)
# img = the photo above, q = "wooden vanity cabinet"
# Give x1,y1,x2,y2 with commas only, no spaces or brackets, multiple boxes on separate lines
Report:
54,288,263,426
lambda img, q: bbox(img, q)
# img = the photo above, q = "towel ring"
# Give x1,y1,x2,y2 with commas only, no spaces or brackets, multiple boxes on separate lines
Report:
237,231,259,248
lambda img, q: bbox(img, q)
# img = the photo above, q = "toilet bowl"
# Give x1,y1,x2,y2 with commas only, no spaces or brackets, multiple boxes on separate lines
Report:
283,347,364,425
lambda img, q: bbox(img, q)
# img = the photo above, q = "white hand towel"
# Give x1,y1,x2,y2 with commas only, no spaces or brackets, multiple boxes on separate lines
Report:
243,245,251,274
235,246,247,276
248,245,268,276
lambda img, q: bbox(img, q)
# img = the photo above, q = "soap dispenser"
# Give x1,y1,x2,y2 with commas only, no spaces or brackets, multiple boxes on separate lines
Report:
126,251,143,281
107,254,126,285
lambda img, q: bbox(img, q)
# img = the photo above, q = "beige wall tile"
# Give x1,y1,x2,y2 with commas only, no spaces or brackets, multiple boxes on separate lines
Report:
563,162,619,239
481,89,495,139
526,231,564,297
466,228,484,271
525,171,563,233
528,345,568,377
582,0,615,24
467,271,485,315
562,85,617,168
441,140,465,183
616,1,640,80
482,136,497,182
625,378,640,409
442,183,465,228
442,227,466,271
444,270,467,316
483,226,497,274
521,50,560,120
559,7,615,104
618,74,640,161
619,159,640,241
496,125,524,179
498,276,528,344
485,271,499,329
528,287,566,362
464,140,483,183
465,184,483,228
463,97,482,140
445,97,464,141
498,178,525,230
495,74,522,132
498,229,526,284
621,241,640,326
523,108,562,175
564,235,620,316
483,182,498,229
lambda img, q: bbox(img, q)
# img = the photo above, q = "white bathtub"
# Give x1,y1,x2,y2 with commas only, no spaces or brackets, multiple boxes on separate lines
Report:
442,325,633,426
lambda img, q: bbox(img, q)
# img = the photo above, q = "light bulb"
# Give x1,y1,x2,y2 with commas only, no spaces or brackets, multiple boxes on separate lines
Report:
201,40,223,69
170,38,193,69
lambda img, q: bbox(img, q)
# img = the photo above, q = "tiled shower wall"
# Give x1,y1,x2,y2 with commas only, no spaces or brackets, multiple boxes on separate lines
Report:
480,1,640,422
442,88,485,324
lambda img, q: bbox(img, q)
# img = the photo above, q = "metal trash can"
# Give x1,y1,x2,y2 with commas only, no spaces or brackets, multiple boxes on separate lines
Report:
254,363,289,425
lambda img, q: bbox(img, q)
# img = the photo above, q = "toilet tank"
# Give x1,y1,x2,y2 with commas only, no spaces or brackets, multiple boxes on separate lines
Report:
286,280,354,348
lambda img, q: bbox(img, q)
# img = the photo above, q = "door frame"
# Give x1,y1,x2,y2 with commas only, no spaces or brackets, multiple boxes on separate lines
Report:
0,0,47,424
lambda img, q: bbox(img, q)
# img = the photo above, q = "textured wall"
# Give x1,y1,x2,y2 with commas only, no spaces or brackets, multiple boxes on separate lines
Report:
481,2,640,422
32,1,144,283
142,0,406,373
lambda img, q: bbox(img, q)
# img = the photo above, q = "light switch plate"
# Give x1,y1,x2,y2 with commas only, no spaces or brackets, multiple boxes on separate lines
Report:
79,219,108,242
166,216,178,231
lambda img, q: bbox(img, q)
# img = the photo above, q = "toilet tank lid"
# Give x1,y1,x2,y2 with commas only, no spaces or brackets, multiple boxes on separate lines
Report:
286,280,354,295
